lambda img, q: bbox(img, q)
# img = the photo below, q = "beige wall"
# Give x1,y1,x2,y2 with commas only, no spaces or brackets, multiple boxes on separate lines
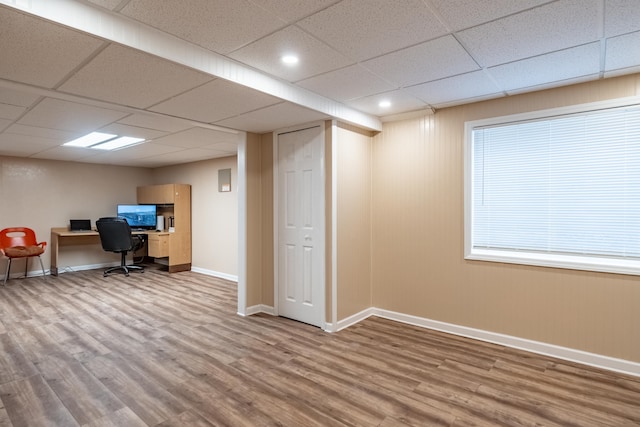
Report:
243,132,276,308
153,156,238,277
0,156,153,272
336,123,373,320
371,74,640,362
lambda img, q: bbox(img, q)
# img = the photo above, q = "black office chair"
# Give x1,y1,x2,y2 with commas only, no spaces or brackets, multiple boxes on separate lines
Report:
96,217,145,277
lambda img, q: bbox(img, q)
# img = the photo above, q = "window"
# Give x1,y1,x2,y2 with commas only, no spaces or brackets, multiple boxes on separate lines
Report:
464,98,640,275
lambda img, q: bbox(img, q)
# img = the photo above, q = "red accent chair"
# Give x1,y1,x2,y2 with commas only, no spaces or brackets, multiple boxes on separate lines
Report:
0,227,47,286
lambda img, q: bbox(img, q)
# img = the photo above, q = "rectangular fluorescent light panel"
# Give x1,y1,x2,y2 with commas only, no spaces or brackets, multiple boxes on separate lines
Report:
64,132,117,147
64,132,145,150
91,136,145,150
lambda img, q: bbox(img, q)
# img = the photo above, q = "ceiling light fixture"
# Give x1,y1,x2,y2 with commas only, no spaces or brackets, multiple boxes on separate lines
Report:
281,54,299,65
63,132,117,147
63,132,145,150
92,136,145,150
379,100,391,108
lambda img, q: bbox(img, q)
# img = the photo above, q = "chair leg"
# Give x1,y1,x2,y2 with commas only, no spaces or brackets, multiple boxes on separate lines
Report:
103,252,143,277
37,255,46,281
2,258,11,286
122,251,143,274
104,265,129,277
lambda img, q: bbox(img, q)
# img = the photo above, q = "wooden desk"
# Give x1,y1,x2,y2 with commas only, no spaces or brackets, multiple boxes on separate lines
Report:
49,228,185,276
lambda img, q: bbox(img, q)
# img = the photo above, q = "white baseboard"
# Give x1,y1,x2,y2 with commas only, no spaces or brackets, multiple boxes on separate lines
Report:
54,264,238,283
323,322,335,332
336,307,376,332
190,267,238,282
55,262,117,274
334,307,640,377
243,304,275,316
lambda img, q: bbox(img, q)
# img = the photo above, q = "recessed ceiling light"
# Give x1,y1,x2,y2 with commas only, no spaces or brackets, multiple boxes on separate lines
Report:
92,136,145,150
282,55,299,65
63,132,145,150
64,132,116,147
379,100,391,108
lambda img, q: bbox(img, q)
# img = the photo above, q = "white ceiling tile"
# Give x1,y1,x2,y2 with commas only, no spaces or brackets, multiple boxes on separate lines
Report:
0,132,61,157
59,44,214,109
605,31,640,72
163,148,233,161
0,103,25,120
116,114,195,133
249,0,341,23
97,123,168,141
86,0,123,10
203,142,239,152
4,124,77,142
30,145,103,162
604,0,640,37
228,26,353,82
431,93,507,110
121,0,285,54
215,102,329,133
152,127,239,149
407,71,503,106
150,79,281,123
124,148,232,168
488,43,601,91
101,141,182,159
457,0,601,67
17,98,129,133
298,0,448,61
297,64,396,101
0,7,104,88
429,0,552,31
0,87,40,107
74,142,188,167
604,65,640,78
362,36,479,87
0,118,12,133
345,89,428,116
505,74,599,95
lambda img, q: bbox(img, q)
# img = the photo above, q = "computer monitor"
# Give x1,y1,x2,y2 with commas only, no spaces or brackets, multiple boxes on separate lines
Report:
116,204,157,230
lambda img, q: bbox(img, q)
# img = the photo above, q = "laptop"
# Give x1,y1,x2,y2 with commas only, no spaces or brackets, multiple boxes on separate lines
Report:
69,219,92,232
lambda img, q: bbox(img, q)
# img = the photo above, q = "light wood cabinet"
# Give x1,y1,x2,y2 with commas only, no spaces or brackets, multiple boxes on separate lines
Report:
147,233,170,258
137,184,191,272
137,185,175,204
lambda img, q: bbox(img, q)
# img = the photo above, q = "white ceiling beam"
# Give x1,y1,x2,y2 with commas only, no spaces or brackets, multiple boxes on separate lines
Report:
1,0,382,131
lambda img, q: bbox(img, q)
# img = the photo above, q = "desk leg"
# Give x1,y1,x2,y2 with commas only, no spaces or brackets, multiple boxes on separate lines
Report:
50,231,59,276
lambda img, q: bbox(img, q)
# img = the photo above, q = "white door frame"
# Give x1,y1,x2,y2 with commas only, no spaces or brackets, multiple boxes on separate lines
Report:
273,121,326,329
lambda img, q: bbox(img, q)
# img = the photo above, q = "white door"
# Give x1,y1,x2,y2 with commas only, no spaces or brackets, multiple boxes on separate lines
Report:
276,125,324,327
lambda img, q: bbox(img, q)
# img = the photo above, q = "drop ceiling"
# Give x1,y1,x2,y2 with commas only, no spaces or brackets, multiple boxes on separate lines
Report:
0,0,639,168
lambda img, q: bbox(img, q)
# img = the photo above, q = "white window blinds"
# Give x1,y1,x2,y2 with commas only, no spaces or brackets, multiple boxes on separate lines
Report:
471,105,640,262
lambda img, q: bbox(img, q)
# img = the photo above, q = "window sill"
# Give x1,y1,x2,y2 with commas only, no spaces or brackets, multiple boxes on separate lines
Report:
465,249,640,276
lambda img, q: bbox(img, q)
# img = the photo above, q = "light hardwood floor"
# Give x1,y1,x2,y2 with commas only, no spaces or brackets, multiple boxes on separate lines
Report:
0,267,639,426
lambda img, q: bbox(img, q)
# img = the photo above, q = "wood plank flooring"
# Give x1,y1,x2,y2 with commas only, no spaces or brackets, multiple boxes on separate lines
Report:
0,267,639,426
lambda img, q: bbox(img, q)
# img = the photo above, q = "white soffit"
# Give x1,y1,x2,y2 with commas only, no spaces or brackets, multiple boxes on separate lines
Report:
3,0,382,132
